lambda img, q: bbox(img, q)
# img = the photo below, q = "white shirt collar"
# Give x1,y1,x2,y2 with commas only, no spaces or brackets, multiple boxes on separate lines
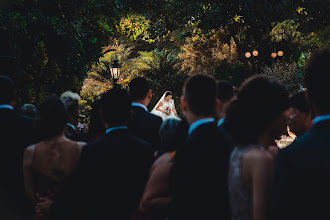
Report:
67,123,76,130
0,105,14,110
313,115,330,124
217,118,225,127
105,126,128,134
131,102,148,112
188,118,215,136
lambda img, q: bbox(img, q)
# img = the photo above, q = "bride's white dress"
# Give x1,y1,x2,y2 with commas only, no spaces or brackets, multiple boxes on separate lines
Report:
151,99,177,121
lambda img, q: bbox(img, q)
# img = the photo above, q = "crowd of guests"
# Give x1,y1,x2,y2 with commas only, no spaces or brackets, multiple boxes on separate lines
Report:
0,47,329,220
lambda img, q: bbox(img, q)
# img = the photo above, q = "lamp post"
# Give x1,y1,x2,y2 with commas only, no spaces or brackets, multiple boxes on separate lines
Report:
245,50,258,74
110,58,122,87
277,51,284,57
271,51,284,65
245,52,252,59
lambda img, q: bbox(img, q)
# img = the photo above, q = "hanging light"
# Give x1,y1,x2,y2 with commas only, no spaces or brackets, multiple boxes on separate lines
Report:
110,59,122,81
277,51,284,57
252,50,259,57
245,52,252,58
271,52,277,58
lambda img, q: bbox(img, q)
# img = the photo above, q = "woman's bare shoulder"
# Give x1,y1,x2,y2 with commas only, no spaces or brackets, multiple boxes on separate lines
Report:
152,152,171,166
243,146,274,166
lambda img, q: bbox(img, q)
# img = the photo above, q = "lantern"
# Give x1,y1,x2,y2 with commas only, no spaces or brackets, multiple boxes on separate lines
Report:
110,59,122,81
271,52,277,58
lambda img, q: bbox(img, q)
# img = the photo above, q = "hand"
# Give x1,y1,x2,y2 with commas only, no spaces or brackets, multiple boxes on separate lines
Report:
35,194,53,217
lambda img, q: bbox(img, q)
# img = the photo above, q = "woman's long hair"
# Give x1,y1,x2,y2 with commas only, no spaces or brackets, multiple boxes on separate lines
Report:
224,76,289,146
36,95,69,141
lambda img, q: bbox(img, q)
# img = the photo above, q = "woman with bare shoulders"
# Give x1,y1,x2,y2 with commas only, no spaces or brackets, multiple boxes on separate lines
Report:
224,76,289,220
23,95,86,219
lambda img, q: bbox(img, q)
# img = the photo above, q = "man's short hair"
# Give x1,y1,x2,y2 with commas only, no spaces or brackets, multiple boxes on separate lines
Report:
216,80,235,103
304,48,330,113
128,77,150,101
183,74,217,116
0,75,15,104
100,88,132,125
159,118,181,149
288,91,310,113
20,104,38,118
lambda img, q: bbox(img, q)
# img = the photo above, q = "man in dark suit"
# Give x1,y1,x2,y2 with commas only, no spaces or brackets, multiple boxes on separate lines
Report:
169,74,232,220
53,88,154,220
0,75,36,219
272,48,330,220
128,77,163,151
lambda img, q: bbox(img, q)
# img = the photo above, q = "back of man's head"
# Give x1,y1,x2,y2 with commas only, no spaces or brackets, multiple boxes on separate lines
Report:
20,104,38,118
128,77,150,101
216,80,235,103
304,48,330,113
0,75,15,104
183,74,217,116
288,91,310,113
100,88,132,125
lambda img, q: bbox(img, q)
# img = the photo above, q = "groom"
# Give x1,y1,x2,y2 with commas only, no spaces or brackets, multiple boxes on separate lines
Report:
128,77,163,152
169,74,232,220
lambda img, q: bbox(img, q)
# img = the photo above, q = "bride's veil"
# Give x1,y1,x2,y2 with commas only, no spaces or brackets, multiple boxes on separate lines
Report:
150,91,169,116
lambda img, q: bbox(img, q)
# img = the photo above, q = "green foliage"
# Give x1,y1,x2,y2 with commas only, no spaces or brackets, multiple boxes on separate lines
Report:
260,62,302,94
0,0,124,104
22,41,63,104
1,0,329,112
119,14,150,41
178,28,241,76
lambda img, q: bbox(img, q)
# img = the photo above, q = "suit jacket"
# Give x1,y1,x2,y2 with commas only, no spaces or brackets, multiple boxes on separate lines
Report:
218,121,234,148
66,124,88,142
0,108,37,219
272,119,330,220
128,106,163,151
53,129,154,220
169,122,232,220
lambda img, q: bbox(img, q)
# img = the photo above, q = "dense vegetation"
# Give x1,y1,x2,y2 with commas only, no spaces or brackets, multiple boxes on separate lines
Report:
1,0,329,115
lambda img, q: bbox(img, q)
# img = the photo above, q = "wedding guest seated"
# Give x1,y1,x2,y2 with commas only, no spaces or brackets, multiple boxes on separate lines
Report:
224,76,289,220
60,91,87,142
169,74,232,220
287,90,312,138
20,103,38,118
0,75,37,219
272,48,330,220
23,95,86,219
52,88,154,220
128,77,163,151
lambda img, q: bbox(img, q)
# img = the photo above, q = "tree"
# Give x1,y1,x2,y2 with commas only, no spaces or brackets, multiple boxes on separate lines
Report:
260,62,302,94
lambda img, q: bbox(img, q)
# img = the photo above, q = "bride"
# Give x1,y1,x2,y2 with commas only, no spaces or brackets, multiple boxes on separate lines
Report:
151,91,178,121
